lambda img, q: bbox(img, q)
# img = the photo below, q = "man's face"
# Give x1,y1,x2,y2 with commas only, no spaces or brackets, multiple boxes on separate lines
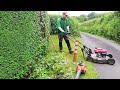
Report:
62,14,67,19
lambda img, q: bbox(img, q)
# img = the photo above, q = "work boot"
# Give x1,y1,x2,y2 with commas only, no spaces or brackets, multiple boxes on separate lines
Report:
69,49,74,54
59,49,63,52
65,40,73,54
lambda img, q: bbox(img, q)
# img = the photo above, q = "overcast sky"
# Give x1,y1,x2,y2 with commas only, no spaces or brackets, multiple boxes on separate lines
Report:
47,11,113,16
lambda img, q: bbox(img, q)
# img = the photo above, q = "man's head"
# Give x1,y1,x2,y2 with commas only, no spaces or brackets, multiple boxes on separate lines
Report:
62,11,68,19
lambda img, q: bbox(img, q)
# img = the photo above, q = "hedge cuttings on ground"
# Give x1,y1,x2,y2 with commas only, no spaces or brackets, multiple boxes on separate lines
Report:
0,11,50,79
29,52,75,79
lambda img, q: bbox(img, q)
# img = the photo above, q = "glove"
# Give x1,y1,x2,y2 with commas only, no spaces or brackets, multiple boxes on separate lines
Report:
63,31,67,36
67,32,70,34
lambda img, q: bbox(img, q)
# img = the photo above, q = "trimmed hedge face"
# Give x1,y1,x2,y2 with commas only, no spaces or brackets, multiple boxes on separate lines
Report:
80,11,120,42
0,11,50,79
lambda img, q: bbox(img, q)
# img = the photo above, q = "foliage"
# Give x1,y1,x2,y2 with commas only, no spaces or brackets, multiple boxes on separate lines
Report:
49,14,60,34
0,11,50,79
74,14,88,22
87,12,99,20
68,16,81,36
80,11,120,42
29,52,75,79
74,12,100,23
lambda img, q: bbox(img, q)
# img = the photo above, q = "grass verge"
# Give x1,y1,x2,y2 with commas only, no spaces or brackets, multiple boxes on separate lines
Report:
49,35,99,79
30,35,99,79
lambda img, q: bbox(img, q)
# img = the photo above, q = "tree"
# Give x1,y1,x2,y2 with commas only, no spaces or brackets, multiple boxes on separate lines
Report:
114,11,120,17
76,14,88,22
87,12,98,20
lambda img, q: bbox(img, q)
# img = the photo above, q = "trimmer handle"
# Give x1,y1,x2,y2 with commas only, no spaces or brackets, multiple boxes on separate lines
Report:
66,32,70,34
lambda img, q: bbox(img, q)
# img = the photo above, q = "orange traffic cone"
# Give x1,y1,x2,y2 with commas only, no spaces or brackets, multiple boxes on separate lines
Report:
73,40,79,62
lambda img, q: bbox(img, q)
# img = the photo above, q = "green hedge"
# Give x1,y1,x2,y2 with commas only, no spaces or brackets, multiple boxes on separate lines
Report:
49,14,80,36
49,14,60,34
0,11,50,79
80,11,120,42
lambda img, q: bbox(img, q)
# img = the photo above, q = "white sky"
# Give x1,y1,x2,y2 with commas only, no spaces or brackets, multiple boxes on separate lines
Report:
47,11,113,16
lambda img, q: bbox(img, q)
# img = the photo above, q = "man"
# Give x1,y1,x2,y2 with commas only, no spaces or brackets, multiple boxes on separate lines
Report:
57,12,73,54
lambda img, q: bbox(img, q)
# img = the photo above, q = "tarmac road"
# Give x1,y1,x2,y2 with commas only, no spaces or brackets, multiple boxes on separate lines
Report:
81,32,120,79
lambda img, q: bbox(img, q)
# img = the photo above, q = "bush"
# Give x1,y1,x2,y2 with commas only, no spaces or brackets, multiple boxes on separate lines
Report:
29,52,74,79
68,16,81,36
49,14,60,34
0,11,50,79
80,11,120,42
